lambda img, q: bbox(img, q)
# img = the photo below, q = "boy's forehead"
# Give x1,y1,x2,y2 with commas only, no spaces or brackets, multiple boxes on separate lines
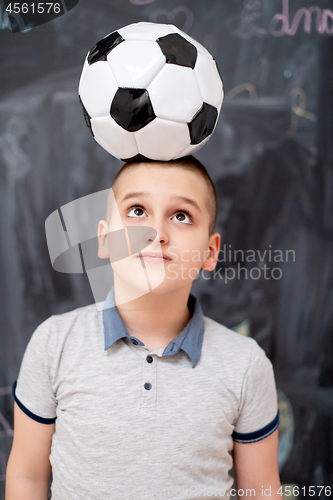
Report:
113,162,205,200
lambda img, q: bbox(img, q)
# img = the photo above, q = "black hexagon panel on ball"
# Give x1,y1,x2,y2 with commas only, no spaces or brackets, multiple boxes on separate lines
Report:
88,32,125,65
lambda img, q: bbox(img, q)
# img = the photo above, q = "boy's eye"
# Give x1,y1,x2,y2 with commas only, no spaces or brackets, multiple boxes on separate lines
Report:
128,206,147,218
127,207,192,224
172,212,192,224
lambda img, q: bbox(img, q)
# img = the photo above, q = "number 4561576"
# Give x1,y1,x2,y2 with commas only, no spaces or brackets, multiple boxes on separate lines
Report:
277,485,332,497
6,3,61,14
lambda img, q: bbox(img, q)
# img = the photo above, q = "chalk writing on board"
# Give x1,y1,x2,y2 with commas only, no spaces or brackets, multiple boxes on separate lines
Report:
224,81,317,137
235,0,333,39
149,6,194,33
0,3,33,32
225,83,258,100
290,88,317,122
129,0,156,4
0,4,11,30
287,87,317,136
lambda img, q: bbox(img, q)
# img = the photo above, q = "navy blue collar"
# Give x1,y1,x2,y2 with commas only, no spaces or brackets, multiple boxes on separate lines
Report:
102,288,205,368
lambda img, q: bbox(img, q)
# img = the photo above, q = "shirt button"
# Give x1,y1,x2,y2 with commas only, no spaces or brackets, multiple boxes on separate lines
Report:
144,382,152,391
146,355,153,363
131,338,139,345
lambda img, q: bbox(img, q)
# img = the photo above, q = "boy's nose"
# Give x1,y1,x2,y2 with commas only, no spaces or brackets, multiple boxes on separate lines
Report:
148,236,166,244
144,221,168,245
146,233,167,244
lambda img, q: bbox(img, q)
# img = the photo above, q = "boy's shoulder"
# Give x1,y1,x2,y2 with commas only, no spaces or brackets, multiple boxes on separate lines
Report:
29,302,103,352
47,301,102,328
54,302,102,318
203,314,256,347
202,314,268,367
54,301,102,319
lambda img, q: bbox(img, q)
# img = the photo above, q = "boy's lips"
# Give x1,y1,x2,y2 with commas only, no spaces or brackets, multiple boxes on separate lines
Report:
138,252,172,263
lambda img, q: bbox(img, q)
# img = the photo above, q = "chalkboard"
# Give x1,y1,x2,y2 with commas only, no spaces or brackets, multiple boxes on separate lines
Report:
0,0,332,497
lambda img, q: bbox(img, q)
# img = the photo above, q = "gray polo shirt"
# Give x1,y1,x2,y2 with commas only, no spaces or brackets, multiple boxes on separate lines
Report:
13,290,279,500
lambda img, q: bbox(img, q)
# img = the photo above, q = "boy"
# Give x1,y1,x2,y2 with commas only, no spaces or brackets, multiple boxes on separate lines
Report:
6,156,280,499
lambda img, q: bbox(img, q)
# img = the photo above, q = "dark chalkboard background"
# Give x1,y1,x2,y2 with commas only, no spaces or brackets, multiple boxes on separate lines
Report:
0,0,333,497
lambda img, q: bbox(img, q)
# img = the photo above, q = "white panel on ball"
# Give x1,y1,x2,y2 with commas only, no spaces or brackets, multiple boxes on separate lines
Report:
107,40,166,89
118,22,175,41
134,118,190,161
193,53,223,109
91,116,139,159
148,65,203,123
78,56,89,89
218,90,224,111
176,135,211,159
79,62,118,117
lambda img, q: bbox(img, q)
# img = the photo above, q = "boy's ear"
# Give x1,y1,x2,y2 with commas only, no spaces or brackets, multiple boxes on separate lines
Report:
97,220,110,259
201,233,221,272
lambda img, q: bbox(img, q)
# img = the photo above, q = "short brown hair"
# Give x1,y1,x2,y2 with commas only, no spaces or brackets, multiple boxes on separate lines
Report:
109,156,218,236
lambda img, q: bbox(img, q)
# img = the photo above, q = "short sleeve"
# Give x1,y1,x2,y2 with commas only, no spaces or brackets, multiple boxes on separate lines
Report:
232,340,279,443
13,317,57,424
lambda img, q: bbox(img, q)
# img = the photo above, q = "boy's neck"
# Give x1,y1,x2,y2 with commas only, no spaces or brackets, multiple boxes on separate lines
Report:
114,282,192,352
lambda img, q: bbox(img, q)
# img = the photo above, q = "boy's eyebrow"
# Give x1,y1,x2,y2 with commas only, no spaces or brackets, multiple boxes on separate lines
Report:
120,192,146,203
120,192,201,212
171,195,202,213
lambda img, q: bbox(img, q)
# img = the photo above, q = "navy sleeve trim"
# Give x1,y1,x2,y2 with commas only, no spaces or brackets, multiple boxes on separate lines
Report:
232,409,279,443
12,380,56,425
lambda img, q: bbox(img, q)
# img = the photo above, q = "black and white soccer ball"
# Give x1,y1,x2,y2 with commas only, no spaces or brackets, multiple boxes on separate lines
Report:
78,22,223,162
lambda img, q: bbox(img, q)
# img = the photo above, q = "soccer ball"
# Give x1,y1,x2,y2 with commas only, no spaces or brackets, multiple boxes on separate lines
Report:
78,22,223,162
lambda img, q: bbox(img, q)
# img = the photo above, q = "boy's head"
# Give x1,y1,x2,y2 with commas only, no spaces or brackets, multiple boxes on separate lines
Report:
110,156,218,237
98,156,220,298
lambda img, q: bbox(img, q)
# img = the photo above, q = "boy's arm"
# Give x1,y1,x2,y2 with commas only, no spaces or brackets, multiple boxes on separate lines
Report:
5,402,55,500
232,428,281,499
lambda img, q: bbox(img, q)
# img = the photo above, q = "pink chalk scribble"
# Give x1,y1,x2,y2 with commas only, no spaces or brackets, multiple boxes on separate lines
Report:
129,0,156,5
235,0,333,39
149,6,194,33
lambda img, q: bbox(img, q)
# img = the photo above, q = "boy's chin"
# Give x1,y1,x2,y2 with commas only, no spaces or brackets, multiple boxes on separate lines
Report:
113,272,191,304
111,256,165,297
113,273,150,304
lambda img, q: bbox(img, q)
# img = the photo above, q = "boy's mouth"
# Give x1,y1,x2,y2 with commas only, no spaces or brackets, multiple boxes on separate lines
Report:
138,252,172,263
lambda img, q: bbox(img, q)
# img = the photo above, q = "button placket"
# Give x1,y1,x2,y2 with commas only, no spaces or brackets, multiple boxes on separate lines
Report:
141,352,157,408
